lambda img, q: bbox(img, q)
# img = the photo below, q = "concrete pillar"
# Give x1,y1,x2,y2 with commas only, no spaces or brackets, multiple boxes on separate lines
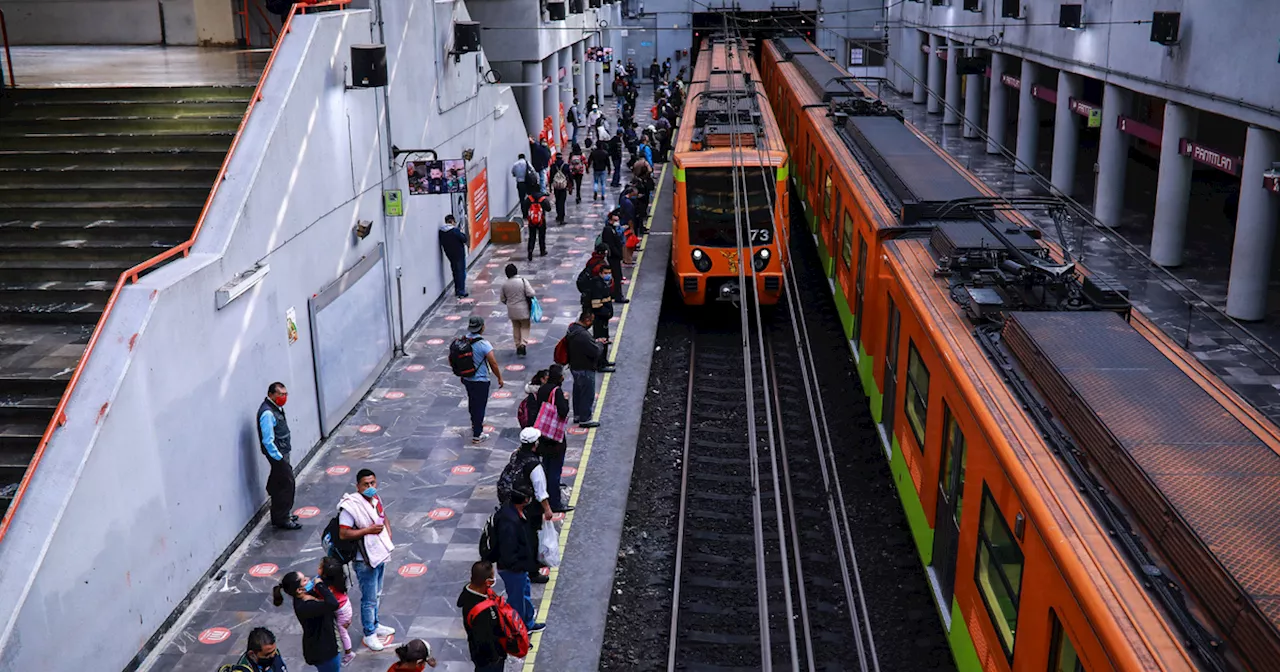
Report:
912,30,928,104
986,52,1007,154
573,40,587,107
1015,59,1039,173
944,39,961,125
522,61,543,139
1093,83,1132,228
1226,126,1280,320
1149,102,1199,266
543,52,559,146
926,34,943,114
1051,70,1081,196
588,33,602,101
963,48,983,139
559,45,572,147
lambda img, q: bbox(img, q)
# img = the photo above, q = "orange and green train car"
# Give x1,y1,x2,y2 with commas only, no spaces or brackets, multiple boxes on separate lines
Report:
761,36,1280,672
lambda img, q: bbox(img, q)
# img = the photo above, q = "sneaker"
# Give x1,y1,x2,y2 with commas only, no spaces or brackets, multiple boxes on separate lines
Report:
517,345,527,357
374,624,396,637
529,622,548,632
472,433,490,444
530,572,550,584
362,634,385,651
342,652,356,665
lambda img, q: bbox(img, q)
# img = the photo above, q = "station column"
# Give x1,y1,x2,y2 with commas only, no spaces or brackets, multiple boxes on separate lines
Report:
543,51,559,146
1094,82,1132,227
912,30,927,104
963,48,983,139
986,52,1007,154
1149,102,1198,267
523,60,543,139
926,34,942,114
1014,58,1038,173
1050,70,1081,196
573,40,586,106
943,39,961,125
559,45,572,146
1226,126,1280,320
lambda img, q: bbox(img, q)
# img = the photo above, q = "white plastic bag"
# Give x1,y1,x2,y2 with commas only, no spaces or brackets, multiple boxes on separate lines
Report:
538,524,561,568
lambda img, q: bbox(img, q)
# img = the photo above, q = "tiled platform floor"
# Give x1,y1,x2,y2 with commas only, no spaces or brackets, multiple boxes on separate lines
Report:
881,88,1280,421
139,100,661,671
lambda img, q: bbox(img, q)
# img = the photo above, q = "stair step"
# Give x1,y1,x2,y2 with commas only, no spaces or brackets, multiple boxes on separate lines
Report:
8,86,255,104
0,259,138,282
0,218,193,244
0,185,211,204
0,133,235,152
0,167,220,188
0,376,70,397
0,116,244,135
0,148,227,171
4,100,252,120
0,281,116,305
0,395,59,425
0,301,106,324
0,238,177,262
0,201,203,222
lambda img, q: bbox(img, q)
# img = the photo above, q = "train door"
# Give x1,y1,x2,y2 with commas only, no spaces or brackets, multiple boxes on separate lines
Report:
882,298,901,444
853,236,868,347
931,407,967,606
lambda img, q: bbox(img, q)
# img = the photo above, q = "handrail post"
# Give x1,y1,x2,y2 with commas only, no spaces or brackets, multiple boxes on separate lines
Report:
0,8,15,89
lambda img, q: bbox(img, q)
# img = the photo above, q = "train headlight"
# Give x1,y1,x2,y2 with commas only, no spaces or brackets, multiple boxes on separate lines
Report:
691,248,712,272
753,248,771,272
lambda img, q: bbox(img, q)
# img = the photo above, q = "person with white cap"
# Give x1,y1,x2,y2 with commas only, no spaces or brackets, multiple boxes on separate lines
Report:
497,427,556,596
461,316,504,444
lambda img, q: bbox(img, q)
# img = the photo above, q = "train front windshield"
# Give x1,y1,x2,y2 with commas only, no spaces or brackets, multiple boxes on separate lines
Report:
686,168,777,248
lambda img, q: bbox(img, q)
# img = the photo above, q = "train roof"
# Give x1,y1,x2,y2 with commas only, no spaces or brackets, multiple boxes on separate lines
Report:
675,38,786,168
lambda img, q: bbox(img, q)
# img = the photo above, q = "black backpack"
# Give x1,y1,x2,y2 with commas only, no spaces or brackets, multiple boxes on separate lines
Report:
478,508,500,562
576,267,595,295
321,514,362,565
497,450,540,504
449,336,480,377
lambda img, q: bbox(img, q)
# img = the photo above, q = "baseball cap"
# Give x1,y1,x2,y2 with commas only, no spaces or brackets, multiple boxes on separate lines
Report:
520,427,542,444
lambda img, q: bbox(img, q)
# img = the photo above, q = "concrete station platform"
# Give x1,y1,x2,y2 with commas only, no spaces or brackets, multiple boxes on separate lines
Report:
137,136,674,670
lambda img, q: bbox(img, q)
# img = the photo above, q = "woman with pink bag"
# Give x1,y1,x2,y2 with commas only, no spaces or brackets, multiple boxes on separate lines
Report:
532,364,573,513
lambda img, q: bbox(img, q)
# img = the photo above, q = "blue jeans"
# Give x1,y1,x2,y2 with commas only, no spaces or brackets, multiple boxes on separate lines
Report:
593,170,607,196
571,369,596,422
352,561,384,637
571,123,579,142
463,378,490,438
498,569,535,626
313,654,342,672
450,255,467,296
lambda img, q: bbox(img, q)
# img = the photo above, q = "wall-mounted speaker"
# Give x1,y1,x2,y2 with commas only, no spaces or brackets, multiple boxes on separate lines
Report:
963,0,981,11
351,44,387,88
1058,4,1082,29
547,1,566,21
454,21,481,54
1150,12,1180,45
1001,0,1021,19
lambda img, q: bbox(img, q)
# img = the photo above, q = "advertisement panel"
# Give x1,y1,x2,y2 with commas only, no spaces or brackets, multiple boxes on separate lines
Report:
467,160,490,250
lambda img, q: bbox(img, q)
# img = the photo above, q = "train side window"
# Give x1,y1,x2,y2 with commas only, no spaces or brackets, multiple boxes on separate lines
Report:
976,485,1024,662
824,171,834,221
905,341,929,448
854,237,868,347
942,410,966,525
1049,610,1085,672
842,211,855,270
808,145,816,190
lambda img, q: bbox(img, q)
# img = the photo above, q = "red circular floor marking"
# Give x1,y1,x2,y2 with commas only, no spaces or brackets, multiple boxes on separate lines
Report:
560,262,575,268
406,364,425,372
326,465,351,476
486,263,499,268
567,426,589,436
552,279,568,285
492,390,513,399
384,391,406,400
458,298,475,304
444,315,462,321
562,466,578,477
428,508,455,521
568,249,582,255
198,627,232,644
248,563,279,578
484,424,497,433
294,506,321,519
505,364,526,372
425,338,445,345
473,279,489,285
358,424,382,434
398,563,428,578
525,339,539,345
451,464,476,475
574,236,587,242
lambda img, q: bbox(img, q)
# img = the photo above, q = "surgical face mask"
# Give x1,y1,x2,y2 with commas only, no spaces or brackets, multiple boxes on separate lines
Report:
602,275,613,283
303,578,315,593
362,486,378,498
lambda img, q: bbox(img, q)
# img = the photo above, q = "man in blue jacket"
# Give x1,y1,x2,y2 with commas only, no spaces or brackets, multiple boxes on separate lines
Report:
257,382,300,530
439,215,470,298
495,484,546,632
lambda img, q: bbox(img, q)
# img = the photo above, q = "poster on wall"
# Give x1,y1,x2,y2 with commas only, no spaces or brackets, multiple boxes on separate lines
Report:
586,46,613,62
444,159,467,193
408,159,466,195
286,307,299,345
467,158,490,251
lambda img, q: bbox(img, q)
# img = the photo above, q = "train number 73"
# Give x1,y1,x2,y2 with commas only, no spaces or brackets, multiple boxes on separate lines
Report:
749,228,772,244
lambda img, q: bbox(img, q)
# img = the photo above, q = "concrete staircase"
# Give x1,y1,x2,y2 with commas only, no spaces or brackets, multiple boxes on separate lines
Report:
0,85,254,515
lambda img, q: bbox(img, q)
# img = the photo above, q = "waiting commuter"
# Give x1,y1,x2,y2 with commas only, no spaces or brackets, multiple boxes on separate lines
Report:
567,142,587,204
501,427,554,584
439,215,469,298
531,136,551,192
232,626,287,672
494,483,545,631
388,639,437,670
648,58,661,92
257,382,300,531
589,266,616,342
457,560,509,672
608,132,624,187
498,264,535,357
272,571,341,671
318,557,355,664
549,154,571,225
511,153,532,216
589,141,612,201
534,364,573,513
602,209,628,303
458,316,505,443
338,469,396,651
566,311,613,427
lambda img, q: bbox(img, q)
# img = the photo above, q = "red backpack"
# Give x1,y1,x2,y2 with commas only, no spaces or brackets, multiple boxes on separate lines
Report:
517,392,537,428
553,336,570,366
466,591,531,658
527,199,545,227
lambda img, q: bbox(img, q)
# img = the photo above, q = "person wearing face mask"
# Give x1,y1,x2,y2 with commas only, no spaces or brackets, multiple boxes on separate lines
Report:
589,265,615,343
457,560,509,672
230,627,286,672
338,469,396,651
272,571,340,671
257,382,300,530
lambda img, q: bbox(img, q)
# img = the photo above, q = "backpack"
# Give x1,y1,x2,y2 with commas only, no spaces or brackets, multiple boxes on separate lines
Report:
449,336,480,377
517,392,538,428
576,267,595,295
567,106,577,124
466,592,531,658
321,514,362,565
528,200,545,227
554,336,570,366
497,450,540,504
552,168,569,191
478,508,500,562
569,154,586,176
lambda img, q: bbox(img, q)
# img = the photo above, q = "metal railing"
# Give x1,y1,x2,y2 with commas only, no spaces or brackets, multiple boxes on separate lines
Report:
0,8,15,91
0,0,351,545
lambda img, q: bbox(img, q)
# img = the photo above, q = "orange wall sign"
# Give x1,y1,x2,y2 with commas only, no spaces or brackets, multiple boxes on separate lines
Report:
468,161,490,251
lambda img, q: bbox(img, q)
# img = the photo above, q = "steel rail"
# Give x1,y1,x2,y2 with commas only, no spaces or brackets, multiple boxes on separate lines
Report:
664,334,699,672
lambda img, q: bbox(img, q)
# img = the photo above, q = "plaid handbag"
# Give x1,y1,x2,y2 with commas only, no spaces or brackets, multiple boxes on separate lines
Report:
533,387,569,442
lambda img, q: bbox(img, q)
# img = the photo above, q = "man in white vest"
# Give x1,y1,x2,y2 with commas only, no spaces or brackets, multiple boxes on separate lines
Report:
338,468,396,651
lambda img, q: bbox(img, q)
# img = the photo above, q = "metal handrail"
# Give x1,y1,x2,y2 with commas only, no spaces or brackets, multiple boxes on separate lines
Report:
0,8,15,89
0,0,351,545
